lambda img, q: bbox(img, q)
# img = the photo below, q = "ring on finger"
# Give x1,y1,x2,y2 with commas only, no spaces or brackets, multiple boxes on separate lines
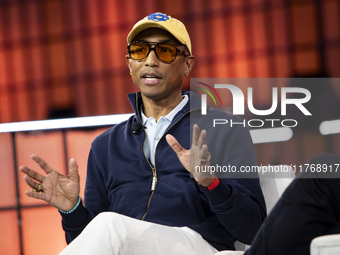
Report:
199,152,211,162
33,184,43,193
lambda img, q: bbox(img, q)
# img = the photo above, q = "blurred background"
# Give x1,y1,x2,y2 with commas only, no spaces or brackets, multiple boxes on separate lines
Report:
0,0,339,254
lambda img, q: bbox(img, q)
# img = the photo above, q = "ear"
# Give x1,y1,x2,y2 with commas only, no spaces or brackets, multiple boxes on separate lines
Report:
125,55,132,73
184,55,195,76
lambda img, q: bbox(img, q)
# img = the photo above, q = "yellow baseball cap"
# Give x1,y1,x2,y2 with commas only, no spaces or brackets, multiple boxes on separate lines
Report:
127,12,192,55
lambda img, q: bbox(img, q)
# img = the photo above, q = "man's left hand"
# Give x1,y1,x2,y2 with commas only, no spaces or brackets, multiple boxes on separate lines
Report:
166,124,215,187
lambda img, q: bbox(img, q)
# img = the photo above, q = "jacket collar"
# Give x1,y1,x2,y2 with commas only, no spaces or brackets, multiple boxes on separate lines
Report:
127,91,202,124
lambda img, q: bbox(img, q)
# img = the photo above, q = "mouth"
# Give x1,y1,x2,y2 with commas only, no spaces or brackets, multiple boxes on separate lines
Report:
141,72,162,85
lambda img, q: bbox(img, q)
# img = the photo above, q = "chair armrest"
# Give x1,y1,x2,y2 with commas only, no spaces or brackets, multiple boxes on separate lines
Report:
310,234,340,255
213,251,244,255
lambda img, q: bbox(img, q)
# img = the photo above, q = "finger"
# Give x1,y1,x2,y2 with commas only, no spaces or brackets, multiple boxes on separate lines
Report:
198,129,207,149
23,175,41,189
192,124,200,146
68,158,79,182
25,190,46,201
199,144,209,160
31,154,54,174
20,166,45,183
166,134,185,155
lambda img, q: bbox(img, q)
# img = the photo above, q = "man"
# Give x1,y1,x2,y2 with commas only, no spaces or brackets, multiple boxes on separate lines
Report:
20,12,266,254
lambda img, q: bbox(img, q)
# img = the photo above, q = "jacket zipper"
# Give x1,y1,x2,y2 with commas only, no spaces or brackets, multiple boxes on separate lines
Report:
136,94,158,220
136,93,201,220
141,167,157,220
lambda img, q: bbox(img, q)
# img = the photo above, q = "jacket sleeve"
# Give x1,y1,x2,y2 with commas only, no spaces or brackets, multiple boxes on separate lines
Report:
60,147,110,244
202,122,267,245
60,201,92,244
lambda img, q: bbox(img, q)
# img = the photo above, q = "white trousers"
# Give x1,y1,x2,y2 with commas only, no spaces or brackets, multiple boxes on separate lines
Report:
59,212,219,255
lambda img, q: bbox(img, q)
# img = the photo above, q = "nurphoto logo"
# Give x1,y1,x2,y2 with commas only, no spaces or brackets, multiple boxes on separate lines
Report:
195,80,312,128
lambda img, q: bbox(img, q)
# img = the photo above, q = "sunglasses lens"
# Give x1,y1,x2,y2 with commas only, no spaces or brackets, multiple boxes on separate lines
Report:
129,42,150,60
156,44,177,62
128,42,178,62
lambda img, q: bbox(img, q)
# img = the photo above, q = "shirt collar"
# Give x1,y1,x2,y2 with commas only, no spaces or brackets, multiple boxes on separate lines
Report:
141,94,189,125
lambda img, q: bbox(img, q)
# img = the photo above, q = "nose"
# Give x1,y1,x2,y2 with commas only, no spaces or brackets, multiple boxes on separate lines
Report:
144,47,159,67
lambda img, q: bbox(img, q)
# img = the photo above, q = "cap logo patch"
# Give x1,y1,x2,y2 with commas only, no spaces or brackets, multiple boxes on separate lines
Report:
147,12,169,22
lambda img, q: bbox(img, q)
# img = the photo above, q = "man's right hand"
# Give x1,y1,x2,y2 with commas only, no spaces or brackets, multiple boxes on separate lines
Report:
20,154,80,212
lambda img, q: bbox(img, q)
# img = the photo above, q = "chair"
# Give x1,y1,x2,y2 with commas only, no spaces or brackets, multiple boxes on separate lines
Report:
215,165,295,254
310,234,340,255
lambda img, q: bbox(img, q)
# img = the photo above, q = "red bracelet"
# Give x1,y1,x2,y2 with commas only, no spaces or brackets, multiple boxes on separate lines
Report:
207,176,220,191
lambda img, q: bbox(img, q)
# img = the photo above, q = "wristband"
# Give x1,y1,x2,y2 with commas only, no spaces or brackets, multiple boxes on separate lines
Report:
207,176,220,190
59,195,81,214
197,176,220,191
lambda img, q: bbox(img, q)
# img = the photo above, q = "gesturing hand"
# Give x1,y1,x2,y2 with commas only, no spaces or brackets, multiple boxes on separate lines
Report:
166,124,215,187
20,154,80,212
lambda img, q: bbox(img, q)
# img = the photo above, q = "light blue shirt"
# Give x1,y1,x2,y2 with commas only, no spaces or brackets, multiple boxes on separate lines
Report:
141,95,188,166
